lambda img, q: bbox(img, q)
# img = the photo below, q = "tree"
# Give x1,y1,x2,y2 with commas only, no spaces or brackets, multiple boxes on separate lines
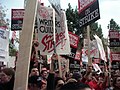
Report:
108,19,120,31
0,3,9,29
9,39,18,56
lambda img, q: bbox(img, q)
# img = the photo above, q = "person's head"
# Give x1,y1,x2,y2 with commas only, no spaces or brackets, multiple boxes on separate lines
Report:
55,70,60,77
66,78,77,83
72,72,81,81
113,76,120,88
69,73,73,78
28,76,42,90
0,68,15,83
41,70,48,79
30,67,39,76
92,71,99,79
60,82,91,90
54,77,65,90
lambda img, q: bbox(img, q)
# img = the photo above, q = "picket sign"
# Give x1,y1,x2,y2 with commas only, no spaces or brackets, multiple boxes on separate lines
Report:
14,0,38,90
87,26,92,66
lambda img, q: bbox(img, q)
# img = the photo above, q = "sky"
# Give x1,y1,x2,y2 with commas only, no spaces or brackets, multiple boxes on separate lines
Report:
1,0,120,38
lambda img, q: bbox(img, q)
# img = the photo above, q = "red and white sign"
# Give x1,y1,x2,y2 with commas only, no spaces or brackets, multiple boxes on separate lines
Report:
75,50,81,60
82,48,99,58
82,39,99,62
109,30,119,39
37,5,70,55
78,0,96,13
111,52,120,61
94,35,107,62
69,31,79,48
0,29,9,62
12,9,24,19
11,9,24,31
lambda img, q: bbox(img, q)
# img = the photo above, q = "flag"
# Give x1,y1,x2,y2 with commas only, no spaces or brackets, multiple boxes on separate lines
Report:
94,35,107,62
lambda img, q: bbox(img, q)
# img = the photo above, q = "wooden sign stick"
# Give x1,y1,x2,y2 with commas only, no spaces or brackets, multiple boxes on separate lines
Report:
87,25,92,66
58,55,62,77
14,0,38,90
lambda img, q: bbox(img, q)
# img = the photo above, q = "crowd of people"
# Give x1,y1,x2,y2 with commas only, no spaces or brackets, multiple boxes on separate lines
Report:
0,53,120,90
0,41,120,90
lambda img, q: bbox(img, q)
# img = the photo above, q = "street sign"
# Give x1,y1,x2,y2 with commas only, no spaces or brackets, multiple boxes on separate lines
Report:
78,0,100,27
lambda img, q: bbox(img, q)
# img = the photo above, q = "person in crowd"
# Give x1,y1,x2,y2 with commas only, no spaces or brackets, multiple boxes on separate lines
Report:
40,69,48,82
29,67,39,77
0,68,15,90
60,82,91,90
39,69,48,89
28,75,41,90
28,67,41,90
81,66,109,90
54,77,65,90
113,76,120,90
72,72,81,82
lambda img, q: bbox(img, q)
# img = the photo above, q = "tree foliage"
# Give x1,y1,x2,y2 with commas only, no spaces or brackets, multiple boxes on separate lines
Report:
108,19,120,31
0,3,9,28
9,39,17,56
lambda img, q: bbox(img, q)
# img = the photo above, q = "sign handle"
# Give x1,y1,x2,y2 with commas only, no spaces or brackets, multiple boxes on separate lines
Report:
53,8,56,54
14,0,38,90
87,25,92,66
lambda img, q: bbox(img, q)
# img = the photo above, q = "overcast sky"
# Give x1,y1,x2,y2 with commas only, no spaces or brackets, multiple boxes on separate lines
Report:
1,0,120,38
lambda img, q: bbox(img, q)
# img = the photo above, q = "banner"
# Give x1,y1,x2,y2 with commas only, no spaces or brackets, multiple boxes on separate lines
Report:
48,0,61,15
0,29,9,62
11,9,24,31
82,48,99,58
109,30,120,47
78,0,100,27
69,31,79,48
37,5,70,55
84,39,99,50
94,35,107,62
78,0,96,13
111,52,120,61
82,48,99,63
82,39,99,62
